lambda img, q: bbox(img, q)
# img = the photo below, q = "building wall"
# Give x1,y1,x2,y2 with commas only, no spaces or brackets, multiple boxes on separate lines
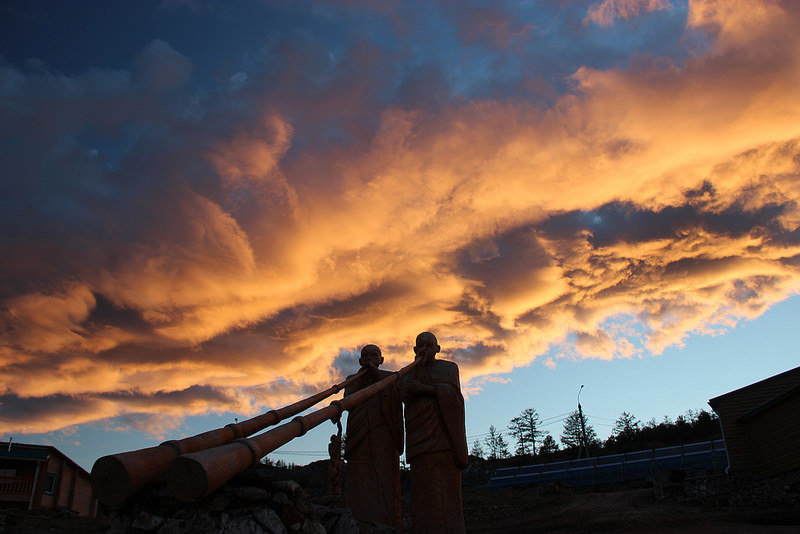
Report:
743,393,800,478
56,461,75,509
38,455,61,509
71,473,95,516
30,461,47,509
0,444,97,517
0,460,38,479
710,367,800,476
34,453,95,516
0,459,39,505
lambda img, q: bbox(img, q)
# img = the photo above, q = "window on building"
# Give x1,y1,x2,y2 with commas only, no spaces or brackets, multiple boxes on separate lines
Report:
0,468,17,477
44,473,57,495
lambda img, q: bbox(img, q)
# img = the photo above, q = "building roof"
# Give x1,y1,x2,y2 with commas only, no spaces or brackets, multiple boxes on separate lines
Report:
708,365,800,410
0,442,91,478
737,384,800,423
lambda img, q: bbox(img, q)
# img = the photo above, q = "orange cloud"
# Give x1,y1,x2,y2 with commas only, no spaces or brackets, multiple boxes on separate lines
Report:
2,1,800,435
687,0,790,51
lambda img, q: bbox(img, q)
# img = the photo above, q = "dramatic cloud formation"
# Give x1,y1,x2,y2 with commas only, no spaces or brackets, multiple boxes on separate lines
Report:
2,0,799,434
585,0,672,26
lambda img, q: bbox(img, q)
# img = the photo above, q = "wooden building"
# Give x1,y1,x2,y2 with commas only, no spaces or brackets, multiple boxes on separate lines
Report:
0,441,98,517
708,366,800,478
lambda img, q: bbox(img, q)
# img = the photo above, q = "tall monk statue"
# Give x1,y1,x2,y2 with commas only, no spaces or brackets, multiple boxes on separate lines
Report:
343,344,403,530
401,331,468,534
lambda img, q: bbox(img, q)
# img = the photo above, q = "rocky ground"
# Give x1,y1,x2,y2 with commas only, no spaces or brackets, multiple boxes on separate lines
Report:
1,462,798,533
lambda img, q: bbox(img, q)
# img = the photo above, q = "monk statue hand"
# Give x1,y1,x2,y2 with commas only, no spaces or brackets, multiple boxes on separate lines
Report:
362,361,381,379
403,378,435,398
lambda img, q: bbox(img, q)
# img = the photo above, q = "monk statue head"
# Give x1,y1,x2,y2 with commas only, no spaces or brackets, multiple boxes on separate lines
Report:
413,331,440,364
359,344,384,368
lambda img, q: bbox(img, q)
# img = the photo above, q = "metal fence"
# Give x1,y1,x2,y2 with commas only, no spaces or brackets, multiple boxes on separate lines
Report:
489,439,727,490
0,476,34,498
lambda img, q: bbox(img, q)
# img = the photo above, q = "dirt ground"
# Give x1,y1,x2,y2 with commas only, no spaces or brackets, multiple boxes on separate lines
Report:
3,485,799,533
0,507,110,533
466,487,800,533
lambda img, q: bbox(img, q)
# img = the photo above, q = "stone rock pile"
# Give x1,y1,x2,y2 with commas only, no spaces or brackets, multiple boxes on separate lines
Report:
108,465,398,534
654,469,800,509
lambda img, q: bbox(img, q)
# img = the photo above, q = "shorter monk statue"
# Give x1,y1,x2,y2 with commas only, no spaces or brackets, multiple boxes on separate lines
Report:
327,432,343,496
344,344,403,530
401,332,468,534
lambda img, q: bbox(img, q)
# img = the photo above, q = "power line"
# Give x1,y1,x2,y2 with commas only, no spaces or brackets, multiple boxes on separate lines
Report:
271,449,327,453
466,431,494,439
268,451,327,457
467,411,573,439
540,411,572,422
586,414,616,421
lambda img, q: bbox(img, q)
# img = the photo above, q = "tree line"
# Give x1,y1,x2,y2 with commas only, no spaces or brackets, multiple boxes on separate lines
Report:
470,407,721,463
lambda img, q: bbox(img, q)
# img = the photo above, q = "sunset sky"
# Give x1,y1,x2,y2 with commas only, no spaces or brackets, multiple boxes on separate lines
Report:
2,0,799,470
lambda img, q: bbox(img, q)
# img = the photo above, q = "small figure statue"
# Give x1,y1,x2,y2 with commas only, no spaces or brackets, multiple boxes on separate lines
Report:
401,332,468,534
327,428,343,496
344,344,404,530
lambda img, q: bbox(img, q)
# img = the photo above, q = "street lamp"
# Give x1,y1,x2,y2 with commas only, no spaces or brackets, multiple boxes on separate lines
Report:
577,385,588,459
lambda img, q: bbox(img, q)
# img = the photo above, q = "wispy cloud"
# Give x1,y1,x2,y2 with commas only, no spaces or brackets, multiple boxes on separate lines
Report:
585,0,672,27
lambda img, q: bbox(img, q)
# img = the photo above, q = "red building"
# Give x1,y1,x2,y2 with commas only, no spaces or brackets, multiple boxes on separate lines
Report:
0,441,98,517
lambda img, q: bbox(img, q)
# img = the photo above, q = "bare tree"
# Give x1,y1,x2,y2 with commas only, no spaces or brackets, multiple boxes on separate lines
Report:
485,425,510,460
508,407,543,455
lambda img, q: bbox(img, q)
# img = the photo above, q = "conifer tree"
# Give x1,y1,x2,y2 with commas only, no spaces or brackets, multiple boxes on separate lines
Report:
612,411,640,440
539,434,559,455
560,410,597,448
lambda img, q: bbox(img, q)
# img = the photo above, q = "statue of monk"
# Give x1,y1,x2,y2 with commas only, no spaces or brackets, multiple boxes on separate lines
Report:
327,432,343,496
343,344,403,530
401,332,468,534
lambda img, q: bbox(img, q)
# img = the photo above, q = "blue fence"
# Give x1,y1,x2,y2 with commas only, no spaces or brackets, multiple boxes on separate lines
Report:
489,439,727,490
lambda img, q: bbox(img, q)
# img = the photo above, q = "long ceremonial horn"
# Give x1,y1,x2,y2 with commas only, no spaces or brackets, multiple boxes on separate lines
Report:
91,367,368,506
167,358,420,501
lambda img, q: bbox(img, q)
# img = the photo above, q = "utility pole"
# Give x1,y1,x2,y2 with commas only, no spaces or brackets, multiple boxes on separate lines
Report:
577,385,589,459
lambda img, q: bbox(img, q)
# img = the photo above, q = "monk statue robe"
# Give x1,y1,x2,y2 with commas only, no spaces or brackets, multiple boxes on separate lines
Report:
401,332,468,534
344,344,404,530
